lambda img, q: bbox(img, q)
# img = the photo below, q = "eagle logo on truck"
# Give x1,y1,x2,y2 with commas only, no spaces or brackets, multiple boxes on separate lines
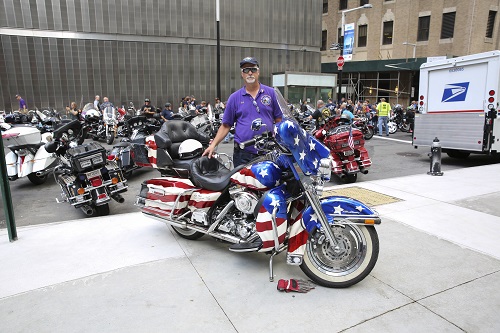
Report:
441,82,469,102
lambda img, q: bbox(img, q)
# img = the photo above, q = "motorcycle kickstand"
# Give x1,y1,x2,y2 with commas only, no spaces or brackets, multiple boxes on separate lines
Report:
269,251,278,282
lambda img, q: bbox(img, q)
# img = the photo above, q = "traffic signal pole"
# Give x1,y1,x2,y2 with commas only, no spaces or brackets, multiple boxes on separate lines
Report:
0,133,17,242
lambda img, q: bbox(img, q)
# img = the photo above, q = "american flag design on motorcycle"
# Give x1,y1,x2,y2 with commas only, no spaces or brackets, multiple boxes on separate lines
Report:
230,160,282,191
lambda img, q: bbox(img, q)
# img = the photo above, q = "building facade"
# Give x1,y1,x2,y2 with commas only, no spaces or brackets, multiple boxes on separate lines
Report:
0,0,322,112
321,0,500,106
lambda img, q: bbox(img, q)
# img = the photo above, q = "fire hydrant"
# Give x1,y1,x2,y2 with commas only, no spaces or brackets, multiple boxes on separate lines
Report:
427,137,443,176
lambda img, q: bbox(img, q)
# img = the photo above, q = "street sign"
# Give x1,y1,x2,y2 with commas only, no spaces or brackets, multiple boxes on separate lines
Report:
337,56,345,70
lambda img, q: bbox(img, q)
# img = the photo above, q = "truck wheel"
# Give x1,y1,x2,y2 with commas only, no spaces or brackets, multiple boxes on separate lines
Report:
446,151,470,159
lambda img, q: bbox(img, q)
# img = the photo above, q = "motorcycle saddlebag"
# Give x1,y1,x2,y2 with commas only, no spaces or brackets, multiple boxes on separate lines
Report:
66,142,107,173
138,177,196,217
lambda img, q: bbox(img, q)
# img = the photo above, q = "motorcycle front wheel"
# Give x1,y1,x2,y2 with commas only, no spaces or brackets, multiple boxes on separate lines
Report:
363,127,374,140
106,131,115,145
388,121,398,134
300,224,379,288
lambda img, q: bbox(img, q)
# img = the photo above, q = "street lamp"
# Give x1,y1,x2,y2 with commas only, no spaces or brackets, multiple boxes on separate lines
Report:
216,0,221,100
403,42,417,60
337,3,372,101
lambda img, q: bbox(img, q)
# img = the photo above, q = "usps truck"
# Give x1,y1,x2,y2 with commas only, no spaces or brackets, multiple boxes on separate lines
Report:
412,50,500,158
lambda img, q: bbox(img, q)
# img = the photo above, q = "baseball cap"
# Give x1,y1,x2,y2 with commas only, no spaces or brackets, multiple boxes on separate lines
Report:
240,57,259,68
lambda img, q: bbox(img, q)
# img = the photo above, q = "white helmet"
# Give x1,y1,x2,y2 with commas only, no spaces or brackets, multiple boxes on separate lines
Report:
85,109,101,120
178,139,203,159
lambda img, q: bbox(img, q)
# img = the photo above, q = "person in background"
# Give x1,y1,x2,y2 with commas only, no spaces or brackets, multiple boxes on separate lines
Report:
93,95,100,110
160,103,174,122
16,94,27,113
309,99,327,129
141,98,156,118
376,97,392,136
69,102,82,121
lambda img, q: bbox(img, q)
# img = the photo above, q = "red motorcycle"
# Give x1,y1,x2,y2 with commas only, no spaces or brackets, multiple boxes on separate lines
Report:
314,116,372,183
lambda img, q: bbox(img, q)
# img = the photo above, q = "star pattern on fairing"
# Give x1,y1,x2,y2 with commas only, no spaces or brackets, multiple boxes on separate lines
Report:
231,160,282,190
333,205,344,214
274,119,330,175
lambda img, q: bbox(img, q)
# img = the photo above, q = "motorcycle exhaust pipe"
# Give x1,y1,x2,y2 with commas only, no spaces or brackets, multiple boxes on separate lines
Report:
360,169,369,174
111,193,125,203
81,205,95,216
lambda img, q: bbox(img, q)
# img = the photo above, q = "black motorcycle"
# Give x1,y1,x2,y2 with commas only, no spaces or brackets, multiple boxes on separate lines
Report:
45,120,128,217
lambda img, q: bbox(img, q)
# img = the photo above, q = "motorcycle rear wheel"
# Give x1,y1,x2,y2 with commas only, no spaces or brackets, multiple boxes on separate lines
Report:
27,172,47,185
300,224,379,288
171,226,204,240
345,173,357,183
399,123,411,132
95,203,110,216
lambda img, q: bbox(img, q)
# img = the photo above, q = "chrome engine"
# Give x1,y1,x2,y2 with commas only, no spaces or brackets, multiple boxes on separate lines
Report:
217,187,261,240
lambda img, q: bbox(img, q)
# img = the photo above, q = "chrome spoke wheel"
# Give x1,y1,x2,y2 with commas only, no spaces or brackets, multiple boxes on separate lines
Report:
300,224,379,288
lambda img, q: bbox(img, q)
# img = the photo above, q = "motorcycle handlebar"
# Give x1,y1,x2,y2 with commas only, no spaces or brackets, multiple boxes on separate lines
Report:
238,131,274,150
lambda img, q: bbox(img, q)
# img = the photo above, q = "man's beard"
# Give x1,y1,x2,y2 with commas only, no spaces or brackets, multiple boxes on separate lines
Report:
245,76,256,84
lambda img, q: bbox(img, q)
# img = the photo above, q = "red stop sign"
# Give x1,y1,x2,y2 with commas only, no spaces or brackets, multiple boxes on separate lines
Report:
337,56,345,67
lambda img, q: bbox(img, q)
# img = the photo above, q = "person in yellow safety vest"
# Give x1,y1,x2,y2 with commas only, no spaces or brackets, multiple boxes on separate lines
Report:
376,98,392,136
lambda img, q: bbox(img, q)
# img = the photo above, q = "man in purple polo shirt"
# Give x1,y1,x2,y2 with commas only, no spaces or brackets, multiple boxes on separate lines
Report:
16,94,27,113
203,56,283,167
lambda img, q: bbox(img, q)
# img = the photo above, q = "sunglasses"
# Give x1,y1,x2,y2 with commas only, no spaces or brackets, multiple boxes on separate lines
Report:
252,100,260,113
241,67,259,74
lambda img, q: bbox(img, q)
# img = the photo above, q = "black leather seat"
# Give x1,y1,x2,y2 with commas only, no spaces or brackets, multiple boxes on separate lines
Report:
190,156,244,192
154,120,210,159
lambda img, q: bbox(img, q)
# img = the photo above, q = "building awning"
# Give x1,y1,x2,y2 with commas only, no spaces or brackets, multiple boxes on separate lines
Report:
322,58,427,73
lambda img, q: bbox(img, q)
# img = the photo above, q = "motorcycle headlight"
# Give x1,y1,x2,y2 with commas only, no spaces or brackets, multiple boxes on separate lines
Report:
318,157,332,181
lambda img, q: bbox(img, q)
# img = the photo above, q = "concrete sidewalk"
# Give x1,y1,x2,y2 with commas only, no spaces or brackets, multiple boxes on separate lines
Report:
1,164,500,332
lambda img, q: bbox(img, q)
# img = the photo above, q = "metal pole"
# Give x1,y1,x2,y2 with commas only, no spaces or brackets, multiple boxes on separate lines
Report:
0,133,17,242
216,0,221,100
339,11,345,102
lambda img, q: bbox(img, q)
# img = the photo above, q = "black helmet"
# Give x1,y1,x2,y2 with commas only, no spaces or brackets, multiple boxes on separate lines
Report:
165,103,171,107
144,98,150,103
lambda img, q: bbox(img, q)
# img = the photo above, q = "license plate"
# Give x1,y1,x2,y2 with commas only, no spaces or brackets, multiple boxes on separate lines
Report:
86,169,101,179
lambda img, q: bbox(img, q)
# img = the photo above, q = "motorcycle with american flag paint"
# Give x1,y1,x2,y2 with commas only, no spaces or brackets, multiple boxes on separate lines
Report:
136,88,381,288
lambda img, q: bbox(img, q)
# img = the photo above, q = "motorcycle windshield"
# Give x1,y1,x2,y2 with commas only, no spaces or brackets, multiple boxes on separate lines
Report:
82,103,96,114
102,104,116,120
273,88,330,175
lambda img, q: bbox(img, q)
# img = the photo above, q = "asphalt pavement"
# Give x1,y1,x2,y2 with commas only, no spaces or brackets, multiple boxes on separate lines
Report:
1,161,500,332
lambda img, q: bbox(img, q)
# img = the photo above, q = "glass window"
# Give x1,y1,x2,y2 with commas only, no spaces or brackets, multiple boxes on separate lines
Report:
486,11,497,38
360,0,369,5
339,0,347,11
440,12,456,39
323,0,328,14
417,16,430,41
321,30,327,51
382,21,393,45
358,24,367,47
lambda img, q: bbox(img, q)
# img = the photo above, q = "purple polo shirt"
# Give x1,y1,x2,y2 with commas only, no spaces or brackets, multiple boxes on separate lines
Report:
222,84,283,154
19,98,27,109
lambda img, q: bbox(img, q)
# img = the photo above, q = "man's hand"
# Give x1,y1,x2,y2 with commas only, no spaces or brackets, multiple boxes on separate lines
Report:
202,145,216,159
